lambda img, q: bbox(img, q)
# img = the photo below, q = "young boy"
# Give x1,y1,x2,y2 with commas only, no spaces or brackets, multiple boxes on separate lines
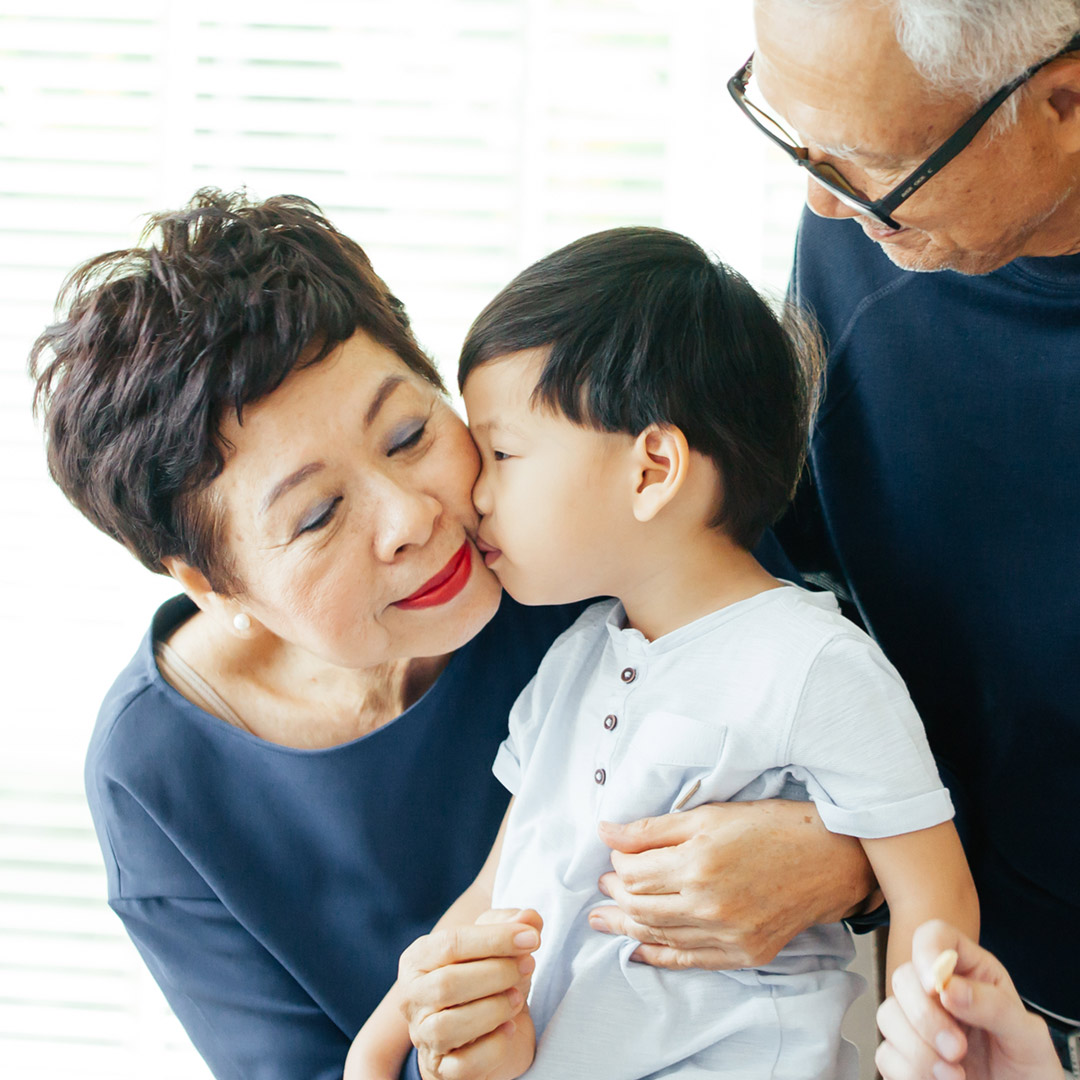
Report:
346,227,978,1080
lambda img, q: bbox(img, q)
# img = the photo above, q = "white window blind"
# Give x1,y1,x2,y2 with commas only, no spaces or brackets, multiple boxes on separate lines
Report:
1,3,806,1076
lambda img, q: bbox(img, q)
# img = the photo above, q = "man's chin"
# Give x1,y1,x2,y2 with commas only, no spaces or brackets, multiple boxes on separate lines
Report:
859,222,1009,275
874,239,950,274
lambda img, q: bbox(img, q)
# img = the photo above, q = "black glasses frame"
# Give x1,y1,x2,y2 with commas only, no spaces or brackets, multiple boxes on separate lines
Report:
727,33,1080,229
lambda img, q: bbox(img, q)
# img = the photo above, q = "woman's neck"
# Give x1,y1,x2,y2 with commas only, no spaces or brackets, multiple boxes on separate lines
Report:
162,611,452,749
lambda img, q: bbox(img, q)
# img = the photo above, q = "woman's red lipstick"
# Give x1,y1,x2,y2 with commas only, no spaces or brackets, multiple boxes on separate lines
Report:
393,541,472,610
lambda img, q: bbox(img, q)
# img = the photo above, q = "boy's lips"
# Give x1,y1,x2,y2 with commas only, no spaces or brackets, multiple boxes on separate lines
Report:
474,536,502,568
393,541,472,609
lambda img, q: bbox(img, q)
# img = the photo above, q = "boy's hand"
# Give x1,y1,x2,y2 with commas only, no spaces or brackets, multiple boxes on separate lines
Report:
590,800,873,968
876,920,1060,1080
398,908,541,1080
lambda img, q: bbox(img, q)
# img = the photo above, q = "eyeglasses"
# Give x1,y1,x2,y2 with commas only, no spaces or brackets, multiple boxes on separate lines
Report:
727,33,1080,229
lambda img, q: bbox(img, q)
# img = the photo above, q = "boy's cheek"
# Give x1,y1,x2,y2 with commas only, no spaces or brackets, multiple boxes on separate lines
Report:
494,562,578,609
489,563,525,602
489,559,543,606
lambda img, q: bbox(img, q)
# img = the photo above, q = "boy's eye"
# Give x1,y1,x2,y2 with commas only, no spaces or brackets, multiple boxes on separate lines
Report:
388,420,428,456
297,496,342,536
492,450,510,461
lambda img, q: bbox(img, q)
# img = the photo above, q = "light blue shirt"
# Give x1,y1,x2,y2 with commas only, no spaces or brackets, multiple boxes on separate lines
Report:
492,587,953,1080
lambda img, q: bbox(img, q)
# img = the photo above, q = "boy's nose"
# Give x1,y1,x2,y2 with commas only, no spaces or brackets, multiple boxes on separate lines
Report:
472,464,493,517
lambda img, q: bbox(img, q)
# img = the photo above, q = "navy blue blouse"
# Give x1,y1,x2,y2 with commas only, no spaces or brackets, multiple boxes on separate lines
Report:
85,592,581,1080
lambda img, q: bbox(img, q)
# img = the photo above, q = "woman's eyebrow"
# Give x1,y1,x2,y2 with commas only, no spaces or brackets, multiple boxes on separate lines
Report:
260,461,326,517
364,374,406,428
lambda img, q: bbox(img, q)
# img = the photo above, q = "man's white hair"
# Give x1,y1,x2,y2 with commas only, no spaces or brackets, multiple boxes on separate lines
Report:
797,0,1080,129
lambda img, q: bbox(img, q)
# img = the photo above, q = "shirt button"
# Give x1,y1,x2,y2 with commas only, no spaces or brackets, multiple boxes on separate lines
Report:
594,768,606,785
620,667,636,684
603,714,618,731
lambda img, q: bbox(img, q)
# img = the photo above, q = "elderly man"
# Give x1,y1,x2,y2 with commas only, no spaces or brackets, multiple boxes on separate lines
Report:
732,0,1080,1073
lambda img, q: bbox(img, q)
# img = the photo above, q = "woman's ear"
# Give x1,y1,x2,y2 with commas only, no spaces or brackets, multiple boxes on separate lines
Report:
161,557,258,638
162,556,215,606
630,423,690,523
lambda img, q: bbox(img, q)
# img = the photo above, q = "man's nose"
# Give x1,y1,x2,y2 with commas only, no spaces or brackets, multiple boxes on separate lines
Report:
805,175,862,221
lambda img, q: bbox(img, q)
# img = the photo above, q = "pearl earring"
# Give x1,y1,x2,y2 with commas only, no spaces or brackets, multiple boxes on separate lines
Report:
233,613,251,633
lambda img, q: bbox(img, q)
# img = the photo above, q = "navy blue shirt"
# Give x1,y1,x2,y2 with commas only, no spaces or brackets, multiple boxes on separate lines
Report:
781,209,1080,1018
85,593,582,1080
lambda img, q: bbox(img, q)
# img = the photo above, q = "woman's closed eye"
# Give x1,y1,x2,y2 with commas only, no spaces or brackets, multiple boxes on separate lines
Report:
387,419,428,456
290,417,430,540
296,496,342,537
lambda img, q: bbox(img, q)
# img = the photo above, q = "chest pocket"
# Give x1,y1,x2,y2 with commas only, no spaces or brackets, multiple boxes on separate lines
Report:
603,711,726,822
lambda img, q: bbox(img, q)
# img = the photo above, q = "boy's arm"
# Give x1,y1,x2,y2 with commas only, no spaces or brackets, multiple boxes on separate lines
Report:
346,804,539,1080
861,820,979,989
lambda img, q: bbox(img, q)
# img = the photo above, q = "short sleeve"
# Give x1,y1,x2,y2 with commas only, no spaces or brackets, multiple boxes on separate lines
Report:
785,633,954,839
492,670,545,796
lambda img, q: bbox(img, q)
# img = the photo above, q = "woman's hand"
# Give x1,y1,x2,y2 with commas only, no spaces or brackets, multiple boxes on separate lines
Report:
589,800,875,969
398,908,542,1080
876,920,1060,1080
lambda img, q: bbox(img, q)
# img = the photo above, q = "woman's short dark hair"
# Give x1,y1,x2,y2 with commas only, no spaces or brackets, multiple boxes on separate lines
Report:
458,226,823,549
30,188,443,594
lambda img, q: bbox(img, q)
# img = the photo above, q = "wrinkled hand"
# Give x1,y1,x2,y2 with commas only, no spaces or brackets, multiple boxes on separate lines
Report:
399,908,541,1080
876,921,1060,1080
589,800,874,969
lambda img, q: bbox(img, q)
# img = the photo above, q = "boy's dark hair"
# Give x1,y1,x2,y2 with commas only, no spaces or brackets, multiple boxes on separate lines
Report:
30,188,442,594
458,226,823,548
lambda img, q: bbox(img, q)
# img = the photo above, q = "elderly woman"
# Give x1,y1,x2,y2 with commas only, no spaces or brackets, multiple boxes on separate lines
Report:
30,190,875,1080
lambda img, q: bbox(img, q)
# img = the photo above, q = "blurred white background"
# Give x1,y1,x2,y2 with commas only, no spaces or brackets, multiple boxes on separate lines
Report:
0,1,809,1075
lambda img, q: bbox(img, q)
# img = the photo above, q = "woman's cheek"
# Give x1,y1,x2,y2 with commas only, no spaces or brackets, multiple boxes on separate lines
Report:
440,418,483,502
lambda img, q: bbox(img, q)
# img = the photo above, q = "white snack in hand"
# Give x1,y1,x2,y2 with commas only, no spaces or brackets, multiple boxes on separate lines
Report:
930,948,959,994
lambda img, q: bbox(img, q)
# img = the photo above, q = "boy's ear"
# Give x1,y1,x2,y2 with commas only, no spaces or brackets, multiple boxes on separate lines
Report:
161,556,258,638
630,423,690,523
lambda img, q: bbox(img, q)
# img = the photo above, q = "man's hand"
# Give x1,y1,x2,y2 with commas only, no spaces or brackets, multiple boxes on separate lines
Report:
398,908,541,1080
589,800,875,969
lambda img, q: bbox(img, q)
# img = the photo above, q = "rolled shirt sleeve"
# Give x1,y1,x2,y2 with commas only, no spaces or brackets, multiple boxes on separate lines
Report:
783,634,954,838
